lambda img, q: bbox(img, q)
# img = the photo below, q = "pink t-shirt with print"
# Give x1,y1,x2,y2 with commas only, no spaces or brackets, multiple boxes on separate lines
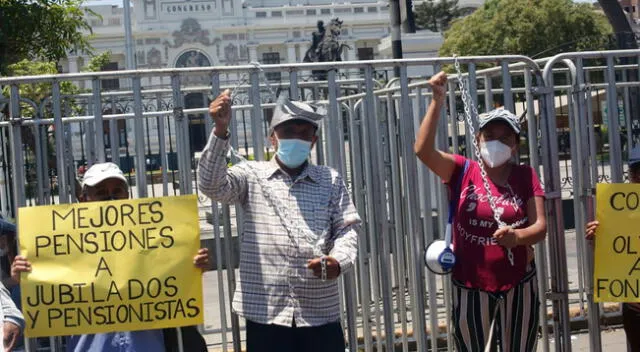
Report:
447,154,545,292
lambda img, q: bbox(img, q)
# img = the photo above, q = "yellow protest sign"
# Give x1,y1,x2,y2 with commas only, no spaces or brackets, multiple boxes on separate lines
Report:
594,184,640,302
17,195,204,337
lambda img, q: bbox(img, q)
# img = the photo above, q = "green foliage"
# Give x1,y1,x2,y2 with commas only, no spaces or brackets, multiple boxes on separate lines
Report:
439,0,614,58
0,0,96,75
82,50,112,73
2,51,112,187
3,51,113,117
414,0,465,32
3,60,80,117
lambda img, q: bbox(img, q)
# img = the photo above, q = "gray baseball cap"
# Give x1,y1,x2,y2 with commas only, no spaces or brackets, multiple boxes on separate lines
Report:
269,98,325,134
478,107,521,135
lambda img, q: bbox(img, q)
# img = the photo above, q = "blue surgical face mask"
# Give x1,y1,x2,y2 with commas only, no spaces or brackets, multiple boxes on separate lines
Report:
276,138,312,168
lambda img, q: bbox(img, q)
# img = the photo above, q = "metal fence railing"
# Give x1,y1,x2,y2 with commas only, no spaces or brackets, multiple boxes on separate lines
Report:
0,50,639,352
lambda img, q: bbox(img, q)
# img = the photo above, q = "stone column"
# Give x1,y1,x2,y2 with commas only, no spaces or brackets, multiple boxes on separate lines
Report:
299,41,312,80
287,43,297,64
248,44,259,63
71,56,86,89
344,41,358,78
68,55,80,73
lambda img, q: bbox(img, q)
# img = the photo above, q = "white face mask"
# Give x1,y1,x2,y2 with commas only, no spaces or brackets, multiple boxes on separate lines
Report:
480,140,513,168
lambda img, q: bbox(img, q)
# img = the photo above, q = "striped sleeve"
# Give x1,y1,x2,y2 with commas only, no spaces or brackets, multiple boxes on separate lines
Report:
328,173,361,274
197,131,248,204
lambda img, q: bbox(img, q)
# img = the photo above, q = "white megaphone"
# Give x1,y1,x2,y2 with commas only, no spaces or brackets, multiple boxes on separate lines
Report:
425,223,456,275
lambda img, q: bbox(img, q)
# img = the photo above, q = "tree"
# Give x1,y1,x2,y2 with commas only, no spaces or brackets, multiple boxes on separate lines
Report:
2,51,110,116
0,0,95,75
414,0,464,32
439,0,614,58
82,50,112,73
1,52,112,200
3,60,81,117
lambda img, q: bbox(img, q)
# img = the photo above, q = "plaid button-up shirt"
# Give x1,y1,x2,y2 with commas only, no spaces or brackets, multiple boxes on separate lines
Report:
197,133,361,327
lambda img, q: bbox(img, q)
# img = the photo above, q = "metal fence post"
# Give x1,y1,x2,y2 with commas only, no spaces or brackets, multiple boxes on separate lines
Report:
92,78,106,163
132,76,148,197
541,62,573,352
249,71,264,161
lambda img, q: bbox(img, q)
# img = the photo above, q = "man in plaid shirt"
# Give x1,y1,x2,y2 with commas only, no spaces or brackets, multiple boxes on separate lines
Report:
198,90,361,352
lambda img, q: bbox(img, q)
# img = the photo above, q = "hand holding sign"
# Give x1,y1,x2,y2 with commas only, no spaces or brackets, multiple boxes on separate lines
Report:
586,221,599,241
193,248,209,271
11,255,31,283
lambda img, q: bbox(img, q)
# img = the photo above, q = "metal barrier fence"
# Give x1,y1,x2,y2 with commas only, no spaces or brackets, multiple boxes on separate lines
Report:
0,50,639,352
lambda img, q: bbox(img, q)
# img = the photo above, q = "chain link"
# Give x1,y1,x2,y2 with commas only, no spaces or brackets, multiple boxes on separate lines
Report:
228,74,248,101
453,57,527,266
228,147,330,286
229,62,278,102
321,256,328,281
225,67,328,258
227,147,330,258
214,66,329,282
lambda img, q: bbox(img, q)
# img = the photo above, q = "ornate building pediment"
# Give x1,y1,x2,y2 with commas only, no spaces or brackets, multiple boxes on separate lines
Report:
163,18,219,48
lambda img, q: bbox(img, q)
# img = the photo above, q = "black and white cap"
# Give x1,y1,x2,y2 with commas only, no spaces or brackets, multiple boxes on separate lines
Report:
478,107,521,135
269,97,325,134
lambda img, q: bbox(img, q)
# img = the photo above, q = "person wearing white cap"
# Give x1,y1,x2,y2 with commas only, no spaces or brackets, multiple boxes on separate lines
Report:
198,90,360,351
11,162,210,352
586,145,640,351
414,72,547,352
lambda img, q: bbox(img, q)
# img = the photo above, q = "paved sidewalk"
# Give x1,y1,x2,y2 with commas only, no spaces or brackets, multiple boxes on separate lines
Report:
546,328,627,352
205,328,629,352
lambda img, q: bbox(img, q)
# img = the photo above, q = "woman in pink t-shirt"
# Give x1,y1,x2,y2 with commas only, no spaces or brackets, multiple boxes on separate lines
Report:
415,71,547,352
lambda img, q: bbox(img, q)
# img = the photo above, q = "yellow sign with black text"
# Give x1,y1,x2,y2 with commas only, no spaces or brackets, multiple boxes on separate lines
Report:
17,195,203,337
594,184,640,302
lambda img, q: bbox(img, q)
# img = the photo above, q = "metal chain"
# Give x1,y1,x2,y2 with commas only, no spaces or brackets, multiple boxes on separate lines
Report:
229,147,329,255
227,146,330,280
229,62,278,101
215,65,328,279
227,62,328,256
453,57,527,265
228,74,248,101
249,61,278,98
225,66,326,257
